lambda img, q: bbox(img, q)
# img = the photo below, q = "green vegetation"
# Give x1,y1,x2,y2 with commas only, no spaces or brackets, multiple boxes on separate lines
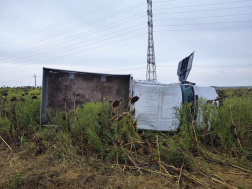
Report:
174,88,252,161
0,87,251,188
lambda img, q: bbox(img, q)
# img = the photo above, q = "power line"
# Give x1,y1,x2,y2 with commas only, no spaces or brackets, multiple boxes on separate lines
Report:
0,4,249,63
0,75,31,81
0,26,147,68
0,25,251,71
155,5,252,15
106,64,252,73
0,0,177,45
155,0,177,2
153,0,252,10
1,63,251,83
0,19,251,66
0,14,146,62
0,76,33,83
2,0,176,44
0,0,127,44
154,12,252,22
1,1,250,52
154,26,252,32
156,20,252,27
2,13,251,63
0,33,147,71
0,2,146,52
0,75,42,83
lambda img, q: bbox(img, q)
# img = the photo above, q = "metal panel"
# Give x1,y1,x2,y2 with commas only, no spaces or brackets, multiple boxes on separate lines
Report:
133,82,160,130
177,52,194,82
133,82,182,131
157,85,182,131
40,67,131,124
101,75,106,81
69,73,75,79
161,96,173,119
193,86,218,100
40,68,49,124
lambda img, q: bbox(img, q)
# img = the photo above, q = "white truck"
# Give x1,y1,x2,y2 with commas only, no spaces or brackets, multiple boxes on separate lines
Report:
131,52,218,131
41,52,218,130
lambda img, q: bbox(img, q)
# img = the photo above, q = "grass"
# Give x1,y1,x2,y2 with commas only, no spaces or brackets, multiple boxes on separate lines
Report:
0,87,251,188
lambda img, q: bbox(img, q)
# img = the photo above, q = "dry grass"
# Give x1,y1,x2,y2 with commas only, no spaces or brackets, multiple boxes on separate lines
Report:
0,144,175,189
1,140,252,189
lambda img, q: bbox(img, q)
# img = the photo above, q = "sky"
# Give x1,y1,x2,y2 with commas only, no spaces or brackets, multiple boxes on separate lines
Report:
0,0,251,87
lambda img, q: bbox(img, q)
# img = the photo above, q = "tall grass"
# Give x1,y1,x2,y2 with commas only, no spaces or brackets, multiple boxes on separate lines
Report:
174,90,252,161
0,87,41,147
44,101,139,163
1,87,251,165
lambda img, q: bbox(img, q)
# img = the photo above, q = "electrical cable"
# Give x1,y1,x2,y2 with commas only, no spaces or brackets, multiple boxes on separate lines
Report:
154,26,252,32
3,12,251,62
2,1,250,51
1,25,252,70
153,0,252,10
0,0,127,44
0,75,42,83
0,14,146,62
1,11,251,62
0,26,147,68
0,19,251,65
0,33,147,71
155,5,252,15
156,20,252,27
0,76,34,83
0,25,251,71
1,63,251,83
0,0,178,46
105,64,252,73
154,12,252,22
0,2,146,51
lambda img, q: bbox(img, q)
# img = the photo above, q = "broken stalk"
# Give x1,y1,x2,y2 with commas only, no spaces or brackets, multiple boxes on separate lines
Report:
65,100,68,131
156,134,161,172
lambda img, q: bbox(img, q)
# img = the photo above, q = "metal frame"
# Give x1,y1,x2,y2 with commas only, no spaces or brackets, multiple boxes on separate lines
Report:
146,0,157,81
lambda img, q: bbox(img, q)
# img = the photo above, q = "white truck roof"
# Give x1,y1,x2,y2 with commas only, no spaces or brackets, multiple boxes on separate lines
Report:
132,80,218,131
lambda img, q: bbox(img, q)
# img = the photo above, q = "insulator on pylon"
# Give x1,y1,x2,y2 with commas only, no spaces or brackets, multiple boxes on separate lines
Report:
147,10,152,17
147,0,152,5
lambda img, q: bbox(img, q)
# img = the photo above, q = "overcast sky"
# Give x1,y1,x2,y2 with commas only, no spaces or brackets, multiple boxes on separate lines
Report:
0,0,251,87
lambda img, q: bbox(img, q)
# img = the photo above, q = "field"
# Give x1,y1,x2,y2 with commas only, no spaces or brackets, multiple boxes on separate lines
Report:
0,87,252,189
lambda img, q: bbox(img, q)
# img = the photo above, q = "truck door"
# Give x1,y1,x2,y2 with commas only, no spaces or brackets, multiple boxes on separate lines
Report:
157,85,182,131
177,52,194,82
133,82,160,130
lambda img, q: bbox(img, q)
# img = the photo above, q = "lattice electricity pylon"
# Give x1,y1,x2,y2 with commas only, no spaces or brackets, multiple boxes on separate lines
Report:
146,0,157,81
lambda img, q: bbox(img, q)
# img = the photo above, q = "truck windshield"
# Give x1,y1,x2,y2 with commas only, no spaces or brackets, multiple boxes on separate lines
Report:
181,85,194,104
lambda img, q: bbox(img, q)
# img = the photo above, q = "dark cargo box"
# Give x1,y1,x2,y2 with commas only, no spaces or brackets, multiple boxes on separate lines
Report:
40,68,131,124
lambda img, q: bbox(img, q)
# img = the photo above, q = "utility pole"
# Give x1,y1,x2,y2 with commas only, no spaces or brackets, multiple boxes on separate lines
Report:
146,0,157,81
33,73,37,87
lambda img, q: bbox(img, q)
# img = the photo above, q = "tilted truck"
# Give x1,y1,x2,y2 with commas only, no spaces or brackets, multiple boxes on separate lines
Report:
40,52,218,131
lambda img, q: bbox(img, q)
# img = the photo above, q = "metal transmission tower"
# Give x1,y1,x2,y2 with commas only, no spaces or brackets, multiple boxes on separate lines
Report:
146,0,157,81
